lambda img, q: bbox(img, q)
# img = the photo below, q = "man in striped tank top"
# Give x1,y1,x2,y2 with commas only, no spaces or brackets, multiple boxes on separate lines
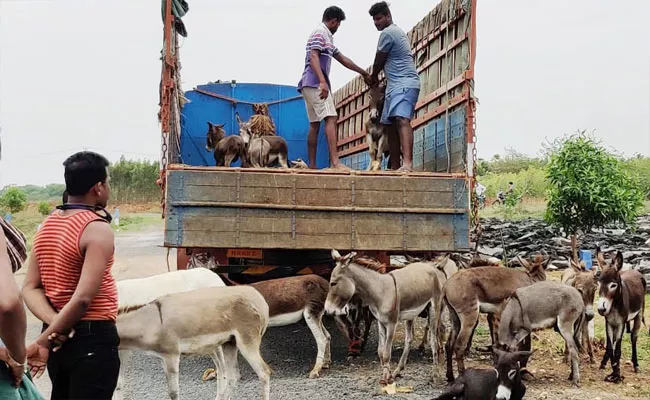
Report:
22,151,120,400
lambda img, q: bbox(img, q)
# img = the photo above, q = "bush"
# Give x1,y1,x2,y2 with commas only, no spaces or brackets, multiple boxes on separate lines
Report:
478,166,548,199
545,132,643,236
622,155,650,199
0,187,28,214
38,201,52,216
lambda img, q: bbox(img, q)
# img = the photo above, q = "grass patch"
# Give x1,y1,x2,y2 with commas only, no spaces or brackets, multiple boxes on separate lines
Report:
479,198,547,220
114,213,161,232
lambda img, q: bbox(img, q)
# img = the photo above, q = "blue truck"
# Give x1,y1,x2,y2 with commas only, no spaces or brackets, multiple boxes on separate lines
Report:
157,0,478,281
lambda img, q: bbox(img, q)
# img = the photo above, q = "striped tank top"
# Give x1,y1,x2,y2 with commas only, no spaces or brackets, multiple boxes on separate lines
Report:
33,210,118,321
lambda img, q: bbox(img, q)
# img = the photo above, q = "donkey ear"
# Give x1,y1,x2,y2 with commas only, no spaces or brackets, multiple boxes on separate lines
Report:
344,252,357,263
517,256,531,271
207,121,214,129
331,249,342,261
614,251,624,271
236,112,243,125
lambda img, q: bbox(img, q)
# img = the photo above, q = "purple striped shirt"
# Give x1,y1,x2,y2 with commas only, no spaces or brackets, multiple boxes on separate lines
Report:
298,23,339,92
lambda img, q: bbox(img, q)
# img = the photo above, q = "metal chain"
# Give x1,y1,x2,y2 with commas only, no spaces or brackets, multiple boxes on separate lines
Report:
470,99,481,252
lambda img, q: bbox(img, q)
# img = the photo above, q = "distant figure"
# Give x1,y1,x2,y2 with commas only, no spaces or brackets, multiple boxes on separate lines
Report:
3,213,10,223
113,207,120,227
507,181,515,195
298,6,371,170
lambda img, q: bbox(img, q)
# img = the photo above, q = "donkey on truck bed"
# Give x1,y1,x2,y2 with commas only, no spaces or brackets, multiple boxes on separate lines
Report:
116,285,272,400
325,250,450,383
495,281,586,387
596,248,647,383
366,83,389,171
437,254,548,382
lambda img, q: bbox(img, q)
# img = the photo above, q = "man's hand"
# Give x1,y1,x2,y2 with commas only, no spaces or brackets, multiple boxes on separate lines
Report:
0,347,25,388
318,82,329,100
26,342,49,379
362,72,373,87
48,328,75,352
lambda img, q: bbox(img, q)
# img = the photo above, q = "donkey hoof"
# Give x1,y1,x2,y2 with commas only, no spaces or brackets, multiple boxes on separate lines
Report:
308,370,321,379
604,373,623,384
322,362,331,370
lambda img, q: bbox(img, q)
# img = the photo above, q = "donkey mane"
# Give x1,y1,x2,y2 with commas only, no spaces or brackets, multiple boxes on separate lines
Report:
352,256,387,274
118,302,150,315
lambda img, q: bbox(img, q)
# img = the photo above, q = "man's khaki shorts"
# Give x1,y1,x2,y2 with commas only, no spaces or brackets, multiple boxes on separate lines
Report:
302,87,337,123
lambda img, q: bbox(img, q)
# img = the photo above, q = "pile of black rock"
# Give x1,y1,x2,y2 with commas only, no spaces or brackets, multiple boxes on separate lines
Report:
474,216,650,292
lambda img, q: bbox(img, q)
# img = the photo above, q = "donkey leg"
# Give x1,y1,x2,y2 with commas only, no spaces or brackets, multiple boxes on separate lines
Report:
367,134,378,171
210,347,228,400
445,307,461,382
558,320,580,387
604,324,625,383
320,318,332,368
600,323,613,370
631,314,642,373
381,322,397,384
221,342,240,400
583,319,594,364
454,310,480,378
393,319,414,377
360,307,373,353
161,353,181,400
304,309,327,378
418,305,430,352
237,334,272,400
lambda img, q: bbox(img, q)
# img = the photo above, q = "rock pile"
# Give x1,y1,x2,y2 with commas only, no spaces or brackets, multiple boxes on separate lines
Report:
475,216,650,291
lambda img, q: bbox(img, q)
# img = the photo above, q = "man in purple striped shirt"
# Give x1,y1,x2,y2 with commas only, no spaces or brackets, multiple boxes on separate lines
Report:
298,6,371,170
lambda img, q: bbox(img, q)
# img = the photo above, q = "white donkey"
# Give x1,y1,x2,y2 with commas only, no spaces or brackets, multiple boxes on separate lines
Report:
114,267,226,399
325,250,448,384
116,285,271,400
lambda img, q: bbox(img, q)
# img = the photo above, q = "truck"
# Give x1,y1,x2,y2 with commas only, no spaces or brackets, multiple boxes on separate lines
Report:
157,0,479,283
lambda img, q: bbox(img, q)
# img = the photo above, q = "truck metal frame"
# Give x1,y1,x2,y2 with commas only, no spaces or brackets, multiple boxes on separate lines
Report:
157,0,478,277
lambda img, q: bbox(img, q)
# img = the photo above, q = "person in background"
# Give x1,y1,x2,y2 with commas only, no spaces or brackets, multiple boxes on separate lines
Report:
368,1,421,172
1,215,43,399
22,151,120,400
298,6,372,170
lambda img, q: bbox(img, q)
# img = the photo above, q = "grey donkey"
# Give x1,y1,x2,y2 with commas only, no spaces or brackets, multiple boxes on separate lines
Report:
495,280,585,387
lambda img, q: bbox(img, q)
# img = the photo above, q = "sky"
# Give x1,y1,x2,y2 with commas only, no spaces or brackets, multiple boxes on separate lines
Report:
0,0,649,187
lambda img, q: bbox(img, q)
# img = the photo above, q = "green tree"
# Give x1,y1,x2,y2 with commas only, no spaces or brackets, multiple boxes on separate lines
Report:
0,186,28,214
38,201,51,216
544,132,643,259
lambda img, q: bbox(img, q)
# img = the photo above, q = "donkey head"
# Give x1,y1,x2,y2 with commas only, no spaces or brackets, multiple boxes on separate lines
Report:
206,122,225,152
516,253,549,282
235,113,252,144
492,347,532,400
569,258,598,321
367,83,386,122
596,248,624,317
325,249,358,315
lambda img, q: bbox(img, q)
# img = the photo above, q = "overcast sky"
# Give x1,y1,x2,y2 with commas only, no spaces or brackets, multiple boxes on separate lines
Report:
1,0,649,187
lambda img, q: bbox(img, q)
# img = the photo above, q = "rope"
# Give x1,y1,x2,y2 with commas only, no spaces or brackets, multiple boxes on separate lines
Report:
194,88,303,107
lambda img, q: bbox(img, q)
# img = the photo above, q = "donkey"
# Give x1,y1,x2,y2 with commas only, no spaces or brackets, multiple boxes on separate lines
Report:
434,347,531,400
116,285,271,400
561,257,597,363
325,250,448,383
365,83,389,171
114,268,226,399
251,275,332,378
236,113,289,168
495,280,586,387
596,248,647,383
437,254,548,382
205,122,248,167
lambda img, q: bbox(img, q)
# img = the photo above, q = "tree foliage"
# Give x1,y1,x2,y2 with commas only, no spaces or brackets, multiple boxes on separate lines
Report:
109,157,160,204
544,132,643,235
0,186,28,214
38,201,52,216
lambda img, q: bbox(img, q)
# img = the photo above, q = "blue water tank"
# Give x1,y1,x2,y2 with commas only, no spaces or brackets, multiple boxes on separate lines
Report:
179,82,329,168
580,249,593,270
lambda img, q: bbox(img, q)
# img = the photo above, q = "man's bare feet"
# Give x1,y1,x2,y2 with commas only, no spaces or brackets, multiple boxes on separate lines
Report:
397,165,413,173
330,163,352,171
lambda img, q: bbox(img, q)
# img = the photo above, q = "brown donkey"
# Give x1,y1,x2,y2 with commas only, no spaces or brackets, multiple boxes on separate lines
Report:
205,122,248,167
596,248,647,383
437,255,548,382
251,275,332,378
365,83,389,171
561,258,597,363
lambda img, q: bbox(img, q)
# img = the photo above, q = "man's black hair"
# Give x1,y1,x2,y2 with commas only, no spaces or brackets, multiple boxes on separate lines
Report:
322,6,346,22
369,2,391,17
63,151,110,196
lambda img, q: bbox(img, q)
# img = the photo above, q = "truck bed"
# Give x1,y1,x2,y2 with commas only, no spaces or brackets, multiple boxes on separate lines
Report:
164,165,470,251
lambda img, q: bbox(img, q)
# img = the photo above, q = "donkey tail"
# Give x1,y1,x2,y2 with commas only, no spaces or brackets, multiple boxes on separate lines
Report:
573,310,585,354
432,287,447,365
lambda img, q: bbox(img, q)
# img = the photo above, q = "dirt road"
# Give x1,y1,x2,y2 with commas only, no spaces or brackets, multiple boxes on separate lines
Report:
16,222,643,399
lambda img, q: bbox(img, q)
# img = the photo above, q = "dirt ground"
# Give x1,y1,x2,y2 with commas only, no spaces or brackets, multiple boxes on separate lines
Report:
14,220,650,399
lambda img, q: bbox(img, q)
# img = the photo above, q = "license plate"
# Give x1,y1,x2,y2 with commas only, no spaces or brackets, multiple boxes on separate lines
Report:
227,249,263,259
